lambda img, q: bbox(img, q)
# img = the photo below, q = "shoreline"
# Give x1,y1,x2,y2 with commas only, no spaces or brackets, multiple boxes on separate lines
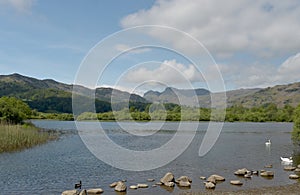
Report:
182,182,300,194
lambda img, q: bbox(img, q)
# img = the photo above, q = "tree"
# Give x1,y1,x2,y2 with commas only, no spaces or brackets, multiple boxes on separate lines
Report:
0,97,32,124
292,104,300,141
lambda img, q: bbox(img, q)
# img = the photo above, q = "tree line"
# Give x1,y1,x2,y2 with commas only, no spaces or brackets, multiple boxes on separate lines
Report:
1,96,300,140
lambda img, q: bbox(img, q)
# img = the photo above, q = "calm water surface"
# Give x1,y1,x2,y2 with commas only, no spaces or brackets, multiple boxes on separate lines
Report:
0,121,299,195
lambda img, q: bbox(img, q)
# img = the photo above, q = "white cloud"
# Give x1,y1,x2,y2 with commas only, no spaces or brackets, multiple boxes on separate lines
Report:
123,59,203,85
121,0,300,58
115,44,151,54
219,53,300,89
0,0,35,13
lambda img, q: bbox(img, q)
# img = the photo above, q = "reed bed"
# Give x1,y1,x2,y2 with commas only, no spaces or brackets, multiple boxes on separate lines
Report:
0,123,54,153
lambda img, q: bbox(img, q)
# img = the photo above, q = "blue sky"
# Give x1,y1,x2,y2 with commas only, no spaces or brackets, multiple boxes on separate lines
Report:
1,0,300,94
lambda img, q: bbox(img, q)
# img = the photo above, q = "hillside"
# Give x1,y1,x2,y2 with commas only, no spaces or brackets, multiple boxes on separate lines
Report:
1,73,299,113
0,73,148,113
143,84,300,108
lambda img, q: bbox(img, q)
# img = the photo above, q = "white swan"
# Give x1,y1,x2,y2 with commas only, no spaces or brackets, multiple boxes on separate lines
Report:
265,139,271,145
280,157,293,163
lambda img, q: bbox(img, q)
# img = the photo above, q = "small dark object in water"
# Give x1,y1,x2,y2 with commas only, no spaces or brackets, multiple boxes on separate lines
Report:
75,181,82,189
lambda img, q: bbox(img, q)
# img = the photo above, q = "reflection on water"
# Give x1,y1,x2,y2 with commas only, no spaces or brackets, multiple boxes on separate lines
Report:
265,144,271,155
0,121,298,195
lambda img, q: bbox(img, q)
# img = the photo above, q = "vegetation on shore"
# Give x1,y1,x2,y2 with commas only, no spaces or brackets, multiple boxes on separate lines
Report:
74,103,295,123
292,104,300,140
0,123,55,153
0,97,56,153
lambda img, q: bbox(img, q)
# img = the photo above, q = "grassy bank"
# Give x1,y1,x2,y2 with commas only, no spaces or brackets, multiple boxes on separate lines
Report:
0,123,56,153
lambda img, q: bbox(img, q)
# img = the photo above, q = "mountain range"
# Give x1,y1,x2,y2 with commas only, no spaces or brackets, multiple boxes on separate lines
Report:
0,73,299,113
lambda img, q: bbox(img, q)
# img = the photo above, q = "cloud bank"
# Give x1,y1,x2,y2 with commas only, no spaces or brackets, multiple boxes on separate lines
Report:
121,0,300,58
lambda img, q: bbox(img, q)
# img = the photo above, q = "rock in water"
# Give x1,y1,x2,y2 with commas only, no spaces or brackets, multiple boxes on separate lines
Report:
109,182,118,188
230,180,243,185
87,188,104,194
204,182,215,189
160,172,175,184
178,181,191,187
284,166,296,171
79,189,87,195
206,176,216,184
175,176,192,183
264,164,273,168
137,183,148,188
114,181,127,192
210,174,225,181
129,185,138,190
234,168,249,175
260,171,274,177
147,178,155,182
164,181,175,187
289,174,300,179
61,190,78,195
294,168,300,172
199,176,206,180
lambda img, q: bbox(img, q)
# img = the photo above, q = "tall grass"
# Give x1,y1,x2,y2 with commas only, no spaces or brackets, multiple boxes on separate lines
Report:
0,123,55,153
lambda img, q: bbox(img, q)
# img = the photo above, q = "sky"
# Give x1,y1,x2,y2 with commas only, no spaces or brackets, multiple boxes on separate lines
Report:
1,0,300,94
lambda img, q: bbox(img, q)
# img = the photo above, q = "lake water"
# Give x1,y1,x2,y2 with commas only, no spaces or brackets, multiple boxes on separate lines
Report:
0,121,299,195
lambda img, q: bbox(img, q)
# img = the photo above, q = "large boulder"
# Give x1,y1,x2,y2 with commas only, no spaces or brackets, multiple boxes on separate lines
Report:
234,168,249,175
204,182,215,189
61,190,78,195
160,172,175,184
114,181,127,192
260,171,274,177
87,188,104,194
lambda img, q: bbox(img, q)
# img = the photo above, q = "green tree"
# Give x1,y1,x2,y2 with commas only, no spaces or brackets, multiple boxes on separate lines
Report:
0,97,32,124
292,104,300,140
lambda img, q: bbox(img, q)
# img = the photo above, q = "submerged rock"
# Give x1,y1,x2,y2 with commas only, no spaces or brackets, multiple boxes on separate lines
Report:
147,178,155,182
199,176,206,180
230,180,243,185
137,183,148,188
264,164,273,168
260,171,274,177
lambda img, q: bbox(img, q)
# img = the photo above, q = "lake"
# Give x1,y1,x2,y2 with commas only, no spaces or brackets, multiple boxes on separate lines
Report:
0,121,299,194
